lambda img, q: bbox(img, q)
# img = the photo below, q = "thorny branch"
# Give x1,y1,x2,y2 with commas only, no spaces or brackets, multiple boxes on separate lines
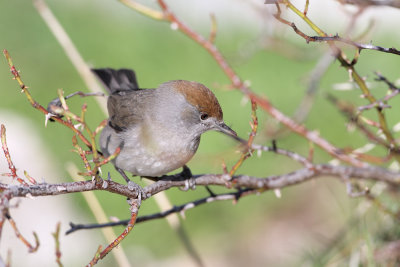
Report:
272,1,400,162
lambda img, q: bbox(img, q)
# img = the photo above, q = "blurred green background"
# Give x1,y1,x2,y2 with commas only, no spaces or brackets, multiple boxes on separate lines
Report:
1,0,400,266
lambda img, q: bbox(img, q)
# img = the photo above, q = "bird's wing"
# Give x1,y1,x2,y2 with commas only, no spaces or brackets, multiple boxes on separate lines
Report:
107,89,154,132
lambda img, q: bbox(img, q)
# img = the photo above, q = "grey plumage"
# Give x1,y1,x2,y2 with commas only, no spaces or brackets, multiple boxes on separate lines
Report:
92,68,236,177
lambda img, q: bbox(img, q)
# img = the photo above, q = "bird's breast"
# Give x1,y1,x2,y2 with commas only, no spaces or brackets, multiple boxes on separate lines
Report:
110,123,200,177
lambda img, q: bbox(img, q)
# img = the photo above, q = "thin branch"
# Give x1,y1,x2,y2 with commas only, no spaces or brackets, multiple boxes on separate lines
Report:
52,222,63,267
3,50,95,151
66,188,255,234
1,125,28,186
273,1,400,162
229,100,258,176
307,35,400,56
7,212,40,253
87,199,139,266
2,164,400,202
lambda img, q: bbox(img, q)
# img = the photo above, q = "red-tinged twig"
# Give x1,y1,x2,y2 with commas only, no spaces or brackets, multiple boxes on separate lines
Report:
24,170,37,185
359,116,380,128
87,245,102,267
352,153,392,164
229,100,258,176
79,147,121,177
96,147,121,168
249,91,367,167
52,222,63,267
72,136,92,176
3,49,94,151
1,125,28,186
86,199,139,266
7,213,39,253
1,125,17,179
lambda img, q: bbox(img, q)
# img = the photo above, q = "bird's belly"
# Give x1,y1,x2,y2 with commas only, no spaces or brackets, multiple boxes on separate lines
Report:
114,130,199,177
116,141,197,176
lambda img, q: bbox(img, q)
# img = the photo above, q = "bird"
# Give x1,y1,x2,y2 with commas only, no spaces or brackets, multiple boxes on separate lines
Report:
92,68,237,182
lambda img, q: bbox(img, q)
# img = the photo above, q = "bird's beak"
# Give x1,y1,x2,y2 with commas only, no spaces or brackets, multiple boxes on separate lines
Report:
215,121,237,139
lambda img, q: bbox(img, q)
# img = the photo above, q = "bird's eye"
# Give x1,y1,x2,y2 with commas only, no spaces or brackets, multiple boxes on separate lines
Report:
200,113,209,121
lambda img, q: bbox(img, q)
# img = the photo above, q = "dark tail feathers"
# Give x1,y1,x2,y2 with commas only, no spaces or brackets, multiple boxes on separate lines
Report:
92,68,139,94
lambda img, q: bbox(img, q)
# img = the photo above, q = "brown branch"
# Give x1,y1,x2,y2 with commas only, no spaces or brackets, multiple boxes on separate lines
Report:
2,164,400,202
1,125,28,186
3,50,94,151
52,222,63,267
87,199,139,266
229,100,258,176
7,213,39,253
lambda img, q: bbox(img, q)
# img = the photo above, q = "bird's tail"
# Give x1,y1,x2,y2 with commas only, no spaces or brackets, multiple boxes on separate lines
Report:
92,68,139,94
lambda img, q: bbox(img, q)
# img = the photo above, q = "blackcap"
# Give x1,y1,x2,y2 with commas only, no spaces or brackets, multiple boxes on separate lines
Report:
93,68,236,178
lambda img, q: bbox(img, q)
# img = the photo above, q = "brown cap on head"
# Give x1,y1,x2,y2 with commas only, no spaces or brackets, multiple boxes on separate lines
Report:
170,80,223,120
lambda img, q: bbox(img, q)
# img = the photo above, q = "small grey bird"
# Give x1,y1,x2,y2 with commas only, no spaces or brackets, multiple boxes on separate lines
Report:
93,68,236,179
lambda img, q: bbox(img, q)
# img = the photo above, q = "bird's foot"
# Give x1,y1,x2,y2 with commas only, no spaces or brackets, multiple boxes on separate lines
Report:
127,181,144,206
179,165,196,191
116,167,144,205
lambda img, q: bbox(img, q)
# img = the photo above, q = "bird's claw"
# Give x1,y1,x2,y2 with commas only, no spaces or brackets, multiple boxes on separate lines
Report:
179,177,196,191
127,181,143,206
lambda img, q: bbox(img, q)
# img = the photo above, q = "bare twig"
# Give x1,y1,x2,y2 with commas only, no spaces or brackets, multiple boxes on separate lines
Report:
229,100,258,176
66,188,255,234
3,164,398,203
3,50,95,151
1,125,29,186
87,199,139,266
7,213,39,253
52,222,63,267
307,35,400,56
273,0,400,162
